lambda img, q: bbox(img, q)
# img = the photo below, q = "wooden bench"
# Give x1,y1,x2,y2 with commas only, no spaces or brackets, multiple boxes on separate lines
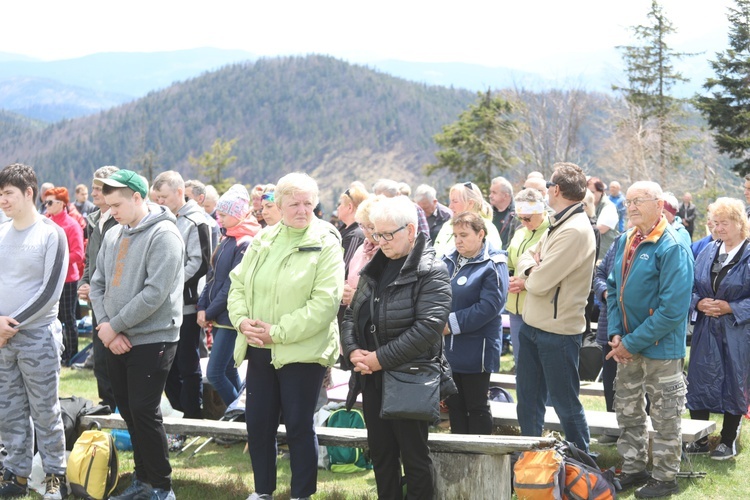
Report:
488,401,716,443
490,372,605,397
80,414,554,499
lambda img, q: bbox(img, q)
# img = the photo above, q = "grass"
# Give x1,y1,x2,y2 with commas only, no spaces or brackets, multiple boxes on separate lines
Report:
12,335,748,498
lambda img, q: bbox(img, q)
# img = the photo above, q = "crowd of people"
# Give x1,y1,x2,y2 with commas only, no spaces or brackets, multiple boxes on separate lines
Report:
0,160,748,500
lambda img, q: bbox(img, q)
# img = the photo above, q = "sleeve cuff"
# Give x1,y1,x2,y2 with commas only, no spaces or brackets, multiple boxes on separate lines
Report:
448,312,461,335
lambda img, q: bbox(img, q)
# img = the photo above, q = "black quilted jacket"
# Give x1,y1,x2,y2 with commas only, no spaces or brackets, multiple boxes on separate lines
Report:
341,233,451,409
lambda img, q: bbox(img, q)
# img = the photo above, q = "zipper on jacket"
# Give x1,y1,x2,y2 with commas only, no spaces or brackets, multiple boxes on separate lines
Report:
481,338,486,373
552,286,560,319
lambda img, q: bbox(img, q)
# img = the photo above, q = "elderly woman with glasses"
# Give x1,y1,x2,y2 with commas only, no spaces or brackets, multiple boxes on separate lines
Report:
228,173,344,500
44,186,84,365
686,197,750,460
341,195,451,499
505,188,550,367
433,182,503,258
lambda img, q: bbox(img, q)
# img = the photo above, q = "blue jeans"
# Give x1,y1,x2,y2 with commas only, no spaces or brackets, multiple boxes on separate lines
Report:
516,323,590,452
206,327,242,406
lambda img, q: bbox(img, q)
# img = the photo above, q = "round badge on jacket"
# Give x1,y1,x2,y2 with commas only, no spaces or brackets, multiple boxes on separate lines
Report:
457,276,468,286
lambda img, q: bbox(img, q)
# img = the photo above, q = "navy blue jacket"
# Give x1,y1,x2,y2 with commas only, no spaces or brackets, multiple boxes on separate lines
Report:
197,231,250,327
687,239,750,415
443,243,508,373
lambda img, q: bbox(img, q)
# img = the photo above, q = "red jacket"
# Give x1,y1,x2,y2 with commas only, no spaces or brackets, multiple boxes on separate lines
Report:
49,210,85,282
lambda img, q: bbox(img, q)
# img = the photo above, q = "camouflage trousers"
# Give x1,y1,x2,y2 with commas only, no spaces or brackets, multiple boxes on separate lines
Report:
0,322,66,477
614,355,685,481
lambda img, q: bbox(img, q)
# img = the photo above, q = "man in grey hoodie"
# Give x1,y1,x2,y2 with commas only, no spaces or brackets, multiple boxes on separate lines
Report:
90,170,184,500
153,171,211,420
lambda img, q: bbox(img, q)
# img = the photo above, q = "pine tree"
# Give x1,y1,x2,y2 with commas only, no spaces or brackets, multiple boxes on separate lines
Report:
614,0,693,185
189,138,238,193
695,0,750,176
425,90,519,194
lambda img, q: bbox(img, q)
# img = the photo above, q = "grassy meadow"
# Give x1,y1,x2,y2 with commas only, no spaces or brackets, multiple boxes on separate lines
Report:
15,337,750,499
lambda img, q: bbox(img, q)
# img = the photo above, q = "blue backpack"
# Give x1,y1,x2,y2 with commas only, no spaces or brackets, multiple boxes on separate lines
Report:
325,409,372,473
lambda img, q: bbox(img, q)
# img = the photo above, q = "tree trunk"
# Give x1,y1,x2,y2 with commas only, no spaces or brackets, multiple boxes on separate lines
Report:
432,452,511,499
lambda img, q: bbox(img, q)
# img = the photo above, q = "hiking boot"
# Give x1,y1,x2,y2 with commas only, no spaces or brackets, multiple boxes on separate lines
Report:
0,470,28,498
42,473,68,500
634,478,679,498
246,494,273,500
111,477,152,500
710,443,736,460
683,440,709,455
151,488,176,500
618,469,651,490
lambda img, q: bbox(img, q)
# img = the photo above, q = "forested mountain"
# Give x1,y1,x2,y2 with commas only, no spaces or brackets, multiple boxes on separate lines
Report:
0,55,476,203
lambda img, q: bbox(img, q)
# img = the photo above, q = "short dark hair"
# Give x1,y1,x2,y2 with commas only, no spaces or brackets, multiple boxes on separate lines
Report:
452,211,487,242
551,162,587,202
0,163,38,202
102,183,135,198
587,177,606,194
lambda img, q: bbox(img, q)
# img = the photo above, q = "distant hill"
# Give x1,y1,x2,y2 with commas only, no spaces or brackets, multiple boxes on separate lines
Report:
0,55,476,204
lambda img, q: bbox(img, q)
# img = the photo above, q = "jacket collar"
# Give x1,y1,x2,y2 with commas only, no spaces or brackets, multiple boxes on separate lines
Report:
548,202,584,233
362,231,432,281
627,215,669,247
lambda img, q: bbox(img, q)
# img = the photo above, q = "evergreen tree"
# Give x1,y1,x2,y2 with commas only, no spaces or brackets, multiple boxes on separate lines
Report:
425,90,519,194
189,138,238,193
614,0,693,185
695,0,750,176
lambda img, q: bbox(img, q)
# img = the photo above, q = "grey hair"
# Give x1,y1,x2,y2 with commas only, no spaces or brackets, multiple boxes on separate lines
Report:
275,172,319,208
152,170,185,192
372,178,400,197
397,182,411,197
185,179,206,197
370,195,418,228
94,165,119,179
491,176,514,196
629,181,663,200
204,185,219,203
413,184,437,203
514,187,544,204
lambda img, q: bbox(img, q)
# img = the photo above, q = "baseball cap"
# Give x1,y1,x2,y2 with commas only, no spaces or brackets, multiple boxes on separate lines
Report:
94,169,149,198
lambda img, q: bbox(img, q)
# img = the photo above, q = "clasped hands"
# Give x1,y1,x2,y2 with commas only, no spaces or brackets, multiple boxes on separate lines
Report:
96,322,131,355
239,318,274,347
697,298,731,318
349,349,382,374
605,335,633,365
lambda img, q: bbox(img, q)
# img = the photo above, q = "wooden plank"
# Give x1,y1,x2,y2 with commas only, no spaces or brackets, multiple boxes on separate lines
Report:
488,402,715,442
79,415,554,455
490,373,605,397
433,452,510,500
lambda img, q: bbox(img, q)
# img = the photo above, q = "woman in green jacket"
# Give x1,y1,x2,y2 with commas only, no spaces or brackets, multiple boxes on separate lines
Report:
506,188,550,367
228,172,345,500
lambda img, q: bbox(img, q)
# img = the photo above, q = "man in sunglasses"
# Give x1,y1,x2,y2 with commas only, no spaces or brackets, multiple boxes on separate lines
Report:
606,181,693,498
514,162,596,455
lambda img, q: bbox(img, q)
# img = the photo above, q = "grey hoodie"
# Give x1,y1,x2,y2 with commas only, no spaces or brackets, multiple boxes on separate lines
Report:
90,204,185,346
175,199,211,314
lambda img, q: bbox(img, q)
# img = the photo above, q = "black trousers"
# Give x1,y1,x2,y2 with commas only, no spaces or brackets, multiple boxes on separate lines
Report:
92,312,116,409
447,372,492,435
107,341,177,490
690,409,743,447
58,281,79,365
362,372,434,500
165,314,203,419
601,343,618,413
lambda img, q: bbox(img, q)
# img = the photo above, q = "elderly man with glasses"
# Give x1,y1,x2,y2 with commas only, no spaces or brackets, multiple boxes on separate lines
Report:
606,181,694,498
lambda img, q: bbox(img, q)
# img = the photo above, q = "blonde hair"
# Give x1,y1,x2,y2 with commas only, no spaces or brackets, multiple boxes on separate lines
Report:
275,172,319,208
449,182,492,219
711,197,749,240
339,183,368,208
355,195,381,225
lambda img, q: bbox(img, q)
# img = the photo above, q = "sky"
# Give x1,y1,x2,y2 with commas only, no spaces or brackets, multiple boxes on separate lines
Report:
1,0,735,79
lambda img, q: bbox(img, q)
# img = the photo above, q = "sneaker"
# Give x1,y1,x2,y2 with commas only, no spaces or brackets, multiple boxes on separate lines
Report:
246,494,273,500
634,478,679,498
0,470,28,498
710,442,736,461
618,469,651,490
42,473,68,500
151,488,176,500
597,433,619,444
111,478,152,500
683,440,709,454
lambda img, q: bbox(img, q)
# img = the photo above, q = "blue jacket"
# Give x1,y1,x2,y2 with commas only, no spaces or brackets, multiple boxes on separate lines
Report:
197,230,250,327
687,239,750,415
442,243,508,373
594,234,624,346
607,217,694,359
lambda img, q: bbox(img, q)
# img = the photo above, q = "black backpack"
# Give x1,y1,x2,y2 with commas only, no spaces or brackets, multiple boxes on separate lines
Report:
59,396,111,451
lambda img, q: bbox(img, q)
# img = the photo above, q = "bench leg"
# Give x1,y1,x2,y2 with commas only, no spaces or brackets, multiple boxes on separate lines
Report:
432,452,510,500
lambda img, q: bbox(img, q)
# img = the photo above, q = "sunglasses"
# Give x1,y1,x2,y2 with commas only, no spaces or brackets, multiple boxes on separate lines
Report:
516,215,534,222
711,253,729,274
44,200,61,207
261,192,275,202
546,181,557,189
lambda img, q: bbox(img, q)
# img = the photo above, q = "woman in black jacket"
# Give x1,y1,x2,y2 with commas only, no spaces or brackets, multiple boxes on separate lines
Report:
341,195,451,500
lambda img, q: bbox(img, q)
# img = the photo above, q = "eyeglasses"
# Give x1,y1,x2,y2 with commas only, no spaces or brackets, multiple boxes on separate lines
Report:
516,215,533,223
358,222,374,233
624,198,657,207
371,225,406,242
261,192,275,202
545,181,557,189
711,253,729,274
44,200,61,207
463,182,474,189
343,189,354,202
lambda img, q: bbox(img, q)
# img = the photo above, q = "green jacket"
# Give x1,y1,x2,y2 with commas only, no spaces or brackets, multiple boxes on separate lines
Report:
505,216,550,314
228,218,345,369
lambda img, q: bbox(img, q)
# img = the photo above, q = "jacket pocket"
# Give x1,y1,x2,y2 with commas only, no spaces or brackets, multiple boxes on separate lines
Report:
552,287,560,319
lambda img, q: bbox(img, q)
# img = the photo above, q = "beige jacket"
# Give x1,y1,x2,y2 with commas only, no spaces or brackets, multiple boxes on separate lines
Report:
516,203,596,335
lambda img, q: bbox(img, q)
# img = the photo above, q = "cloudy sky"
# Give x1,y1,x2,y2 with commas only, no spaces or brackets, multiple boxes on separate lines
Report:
3,0,734,78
